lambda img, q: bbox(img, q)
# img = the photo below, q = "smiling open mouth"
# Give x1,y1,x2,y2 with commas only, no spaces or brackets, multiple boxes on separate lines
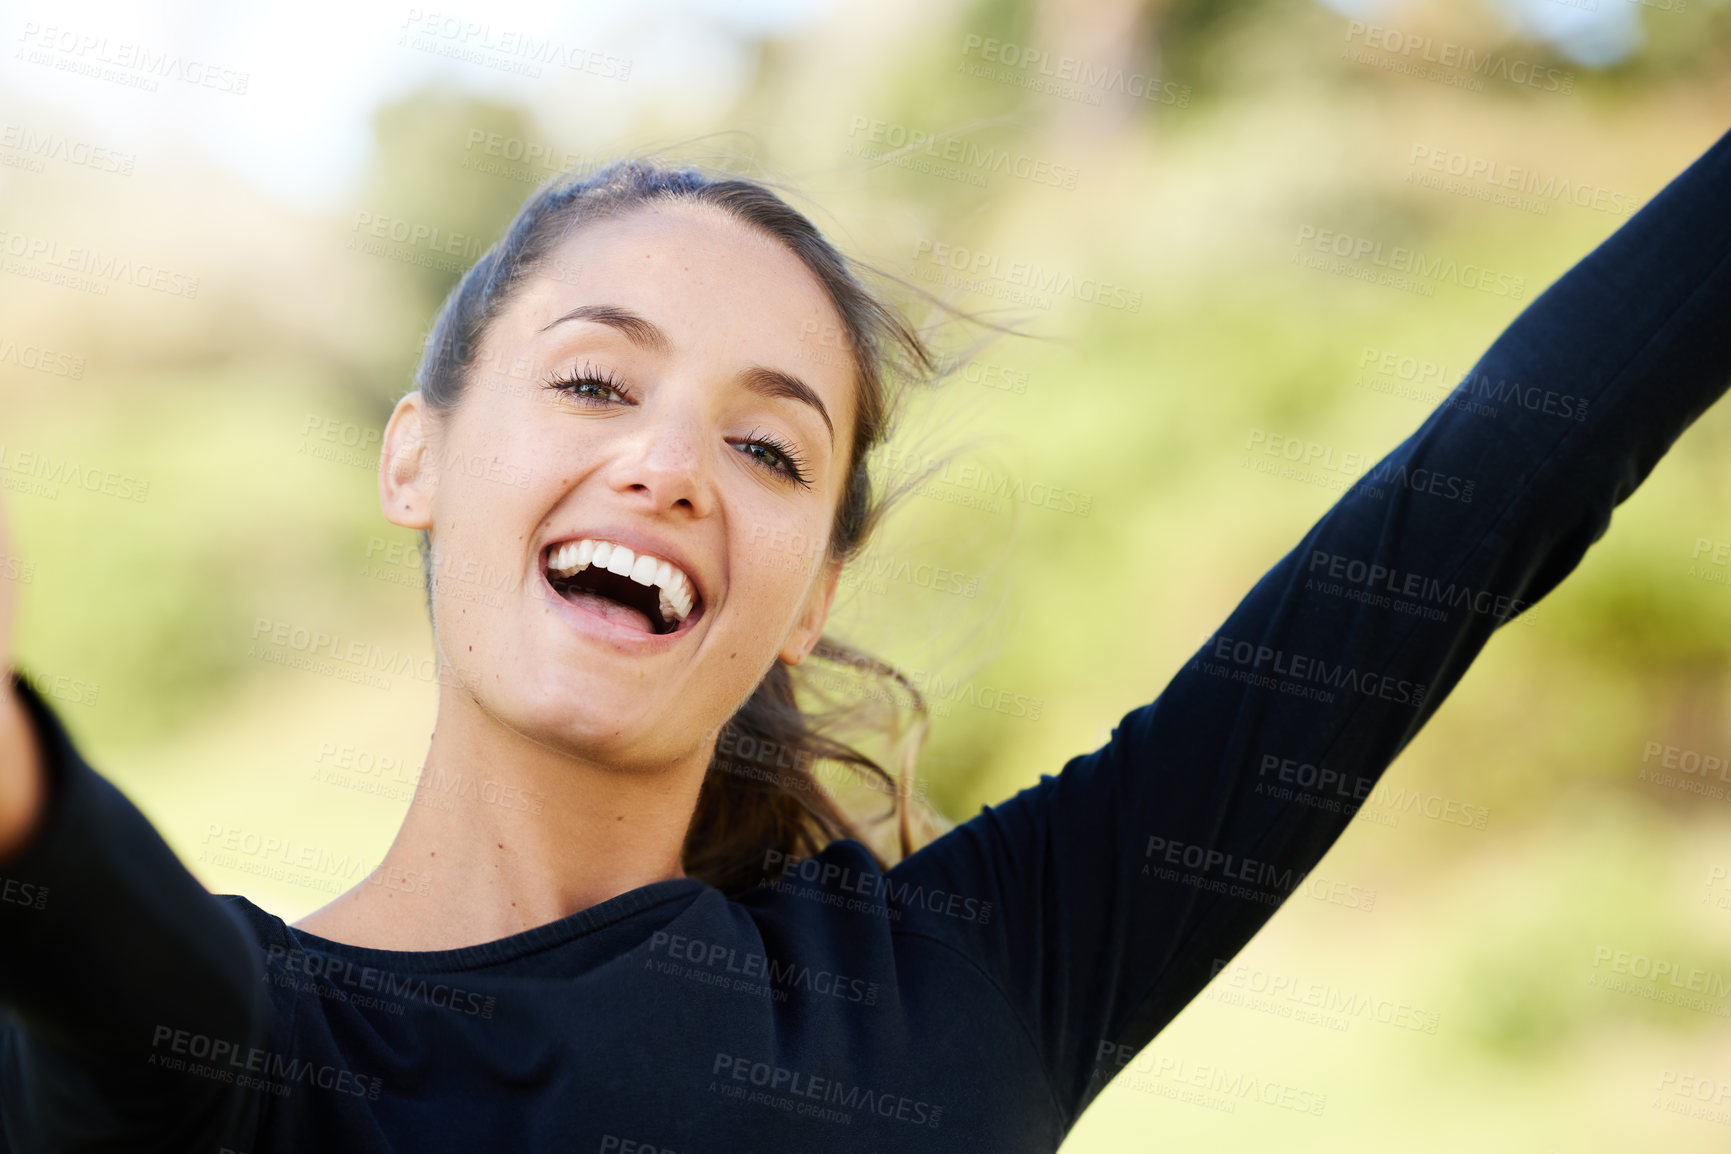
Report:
544,539,700,636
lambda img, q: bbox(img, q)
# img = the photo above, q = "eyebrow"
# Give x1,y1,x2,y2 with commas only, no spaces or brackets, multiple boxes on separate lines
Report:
738,366,834,446
539,304,672,353
540,303,835,446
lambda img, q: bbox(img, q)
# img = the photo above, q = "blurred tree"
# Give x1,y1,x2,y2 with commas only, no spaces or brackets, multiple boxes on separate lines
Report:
357,88,565,409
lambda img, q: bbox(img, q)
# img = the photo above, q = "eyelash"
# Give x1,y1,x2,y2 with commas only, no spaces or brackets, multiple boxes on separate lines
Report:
542,366,815,488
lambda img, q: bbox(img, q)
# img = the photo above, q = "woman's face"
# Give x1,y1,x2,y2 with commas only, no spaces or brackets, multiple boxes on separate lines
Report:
380,201,856,770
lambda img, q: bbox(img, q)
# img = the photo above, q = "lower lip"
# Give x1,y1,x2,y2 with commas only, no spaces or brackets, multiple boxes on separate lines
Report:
536,566,705,653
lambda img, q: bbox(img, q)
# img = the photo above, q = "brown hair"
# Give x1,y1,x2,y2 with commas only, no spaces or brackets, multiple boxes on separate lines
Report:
412,159,951,896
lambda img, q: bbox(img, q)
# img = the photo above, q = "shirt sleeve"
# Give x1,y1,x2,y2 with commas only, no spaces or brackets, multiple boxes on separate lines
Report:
0,670,269,1153
883,123,1731,1133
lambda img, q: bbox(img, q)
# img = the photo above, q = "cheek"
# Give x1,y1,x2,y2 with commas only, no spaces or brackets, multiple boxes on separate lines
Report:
735,515,831,611
442,425,568,533
425,458,555,628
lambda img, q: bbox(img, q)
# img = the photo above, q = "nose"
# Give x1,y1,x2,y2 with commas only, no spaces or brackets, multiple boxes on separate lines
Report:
603,405,715,519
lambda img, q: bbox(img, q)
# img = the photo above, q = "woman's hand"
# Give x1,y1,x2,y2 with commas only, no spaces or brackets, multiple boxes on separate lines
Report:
0,493,43,862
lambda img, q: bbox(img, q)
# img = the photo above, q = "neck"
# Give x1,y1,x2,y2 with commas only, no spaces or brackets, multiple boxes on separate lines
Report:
293,687,709,952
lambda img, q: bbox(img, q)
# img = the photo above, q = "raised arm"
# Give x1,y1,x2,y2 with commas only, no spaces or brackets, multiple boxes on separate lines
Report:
0,515,269,1152
885,123,1731,1132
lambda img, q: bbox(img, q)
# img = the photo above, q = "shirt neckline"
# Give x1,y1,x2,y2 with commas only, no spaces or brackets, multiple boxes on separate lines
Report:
228,876,710,973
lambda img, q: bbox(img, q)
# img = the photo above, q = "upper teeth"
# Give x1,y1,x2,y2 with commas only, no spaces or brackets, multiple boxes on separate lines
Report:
547,539,697,625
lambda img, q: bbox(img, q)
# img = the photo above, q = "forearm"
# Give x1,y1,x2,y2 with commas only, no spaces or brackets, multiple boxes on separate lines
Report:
0,674,44,863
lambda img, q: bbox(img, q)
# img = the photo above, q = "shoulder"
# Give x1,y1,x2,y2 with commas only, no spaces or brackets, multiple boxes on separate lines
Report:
734,836,883,901
734,836,990,934
213,892,291,956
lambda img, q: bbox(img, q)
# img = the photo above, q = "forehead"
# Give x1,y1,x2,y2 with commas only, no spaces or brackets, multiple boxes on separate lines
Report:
516,201,848,351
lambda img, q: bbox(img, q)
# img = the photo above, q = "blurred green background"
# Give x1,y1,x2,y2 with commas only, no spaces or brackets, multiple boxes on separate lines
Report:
6,0,1731,1149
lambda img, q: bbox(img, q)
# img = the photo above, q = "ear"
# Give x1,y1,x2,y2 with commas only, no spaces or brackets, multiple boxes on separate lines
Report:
379,392,437,532
779,555,844,667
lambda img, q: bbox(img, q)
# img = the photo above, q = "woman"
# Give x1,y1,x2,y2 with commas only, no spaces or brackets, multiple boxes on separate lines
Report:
2,126,1730,1151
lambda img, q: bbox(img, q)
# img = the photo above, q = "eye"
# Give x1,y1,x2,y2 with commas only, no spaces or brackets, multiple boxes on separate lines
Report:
543,367,814,489
733,429,813,488
543,364,630,405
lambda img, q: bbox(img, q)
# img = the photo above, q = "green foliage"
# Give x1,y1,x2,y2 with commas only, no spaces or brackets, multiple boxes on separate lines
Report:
11,8,1731,1146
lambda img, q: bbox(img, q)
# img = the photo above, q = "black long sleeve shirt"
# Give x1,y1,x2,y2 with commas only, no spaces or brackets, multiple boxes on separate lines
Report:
4,124,1731,1153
